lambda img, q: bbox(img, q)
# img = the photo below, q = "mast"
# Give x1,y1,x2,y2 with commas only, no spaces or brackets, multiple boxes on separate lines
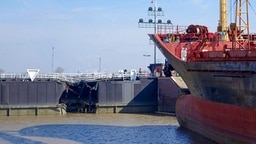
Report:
218,0,228,41
153,0,157,64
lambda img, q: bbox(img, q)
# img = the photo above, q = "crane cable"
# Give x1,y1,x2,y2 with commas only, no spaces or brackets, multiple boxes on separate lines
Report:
248,1,256,17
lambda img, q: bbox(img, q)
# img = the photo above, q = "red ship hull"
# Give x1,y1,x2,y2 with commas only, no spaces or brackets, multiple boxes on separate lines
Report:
176,95,256,143
147,2,256,140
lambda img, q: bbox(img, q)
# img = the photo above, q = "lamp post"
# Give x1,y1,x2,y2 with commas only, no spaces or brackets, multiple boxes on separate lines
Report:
143,54,151,71
138,0,172,64
52,46,54,73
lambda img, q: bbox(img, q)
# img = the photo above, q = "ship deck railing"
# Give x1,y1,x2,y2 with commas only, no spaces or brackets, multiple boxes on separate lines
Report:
157,24,187,34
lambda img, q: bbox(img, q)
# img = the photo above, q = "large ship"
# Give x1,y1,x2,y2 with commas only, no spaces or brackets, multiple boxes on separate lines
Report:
149,0,256,143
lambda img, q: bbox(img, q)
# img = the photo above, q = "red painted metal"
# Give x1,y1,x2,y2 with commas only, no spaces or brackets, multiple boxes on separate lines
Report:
176,95,256,143
157,25,256,62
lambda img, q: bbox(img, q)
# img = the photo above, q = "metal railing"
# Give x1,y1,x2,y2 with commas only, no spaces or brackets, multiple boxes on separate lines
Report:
157,25,187,34
0,72,151,83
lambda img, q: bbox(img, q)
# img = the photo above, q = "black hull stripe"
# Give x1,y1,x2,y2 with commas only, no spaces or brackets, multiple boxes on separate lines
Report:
187,69,256,74
187,69,254,78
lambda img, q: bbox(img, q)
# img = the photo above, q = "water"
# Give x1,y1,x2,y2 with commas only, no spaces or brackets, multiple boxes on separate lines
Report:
0,113,216,144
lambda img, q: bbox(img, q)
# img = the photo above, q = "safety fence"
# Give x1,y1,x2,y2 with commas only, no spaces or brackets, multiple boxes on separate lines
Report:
0,72,151,83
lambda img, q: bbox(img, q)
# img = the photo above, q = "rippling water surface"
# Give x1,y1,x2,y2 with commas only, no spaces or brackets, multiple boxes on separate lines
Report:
0,113,216,144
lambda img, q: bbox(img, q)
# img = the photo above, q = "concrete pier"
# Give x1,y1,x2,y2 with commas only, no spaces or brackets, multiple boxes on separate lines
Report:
0,104,66,116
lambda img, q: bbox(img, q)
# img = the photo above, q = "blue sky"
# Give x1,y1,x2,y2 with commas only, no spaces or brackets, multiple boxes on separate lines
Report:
0,0,256,73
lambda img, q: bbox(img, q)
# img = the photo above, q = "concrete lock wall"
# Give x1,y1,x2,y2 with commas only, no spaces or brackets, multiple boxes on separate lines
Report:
0,80,67,116
0,80,66,105
0,77,183,115
97,78,158,113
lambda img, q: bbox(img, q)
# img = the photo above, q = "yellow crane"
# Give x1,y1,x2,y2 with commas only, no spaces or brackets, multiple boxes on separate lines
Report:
218,0,249,42
218,0,228,41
